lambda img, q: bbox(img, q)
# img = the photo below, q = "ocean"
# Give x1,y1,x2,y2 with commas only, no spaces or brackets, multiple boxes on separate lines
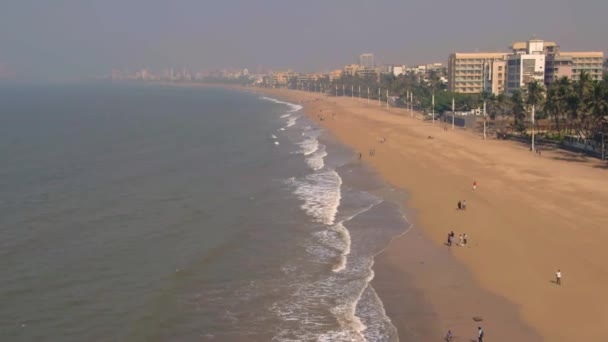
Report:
0,83,410,341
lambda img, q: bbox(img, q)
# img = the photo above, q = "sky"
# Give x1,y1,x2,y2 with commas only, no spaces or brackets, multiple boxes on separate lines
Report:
0,0,606,81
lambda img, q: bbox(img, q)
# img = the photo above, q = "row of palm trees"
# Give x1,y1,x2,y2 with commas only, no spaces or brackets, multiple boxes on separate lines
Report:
294,70,608,142
483,72,608,141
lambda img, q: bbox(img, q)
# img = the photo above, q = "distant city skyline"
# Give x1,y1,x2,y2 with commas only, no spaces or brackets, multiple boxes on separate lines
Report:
1,0,607,81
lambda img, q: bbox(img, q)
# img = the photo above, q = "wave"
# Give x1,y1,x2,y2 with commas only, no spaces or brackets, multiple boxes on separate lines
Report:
298,135,319,156
306,146,327,171
260,96,303,113
287,170,342,226
286,117,297,128
297,128,327,170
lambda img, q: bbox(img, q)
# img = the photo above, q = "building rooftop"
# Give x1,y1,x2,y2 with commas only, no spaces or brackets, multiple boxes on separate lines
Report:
559,51,604,57
511,41,558,51
451,52,509,58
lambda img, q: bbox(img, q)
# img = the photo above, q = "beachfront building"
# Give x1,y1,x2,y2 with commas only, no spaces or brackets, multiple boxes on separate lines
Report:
343,64,362,76
392,65,406,76
270,70,297,87
449,38,605,94
545,55,573,85
329,69,343,81
447,53,509,94
505,40,546,94
359,53,375,69
562,52,605,81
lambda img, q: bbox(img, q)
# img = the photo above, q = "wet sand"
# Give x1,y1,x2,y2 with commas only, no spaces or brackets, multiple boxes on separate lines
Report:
246,87,608,342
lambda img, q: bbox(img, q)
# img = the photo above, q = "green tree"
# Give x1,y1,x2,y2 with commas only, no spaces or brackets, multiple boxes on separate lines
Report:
526,80,546,132
544,77,573,134
510,90,526,133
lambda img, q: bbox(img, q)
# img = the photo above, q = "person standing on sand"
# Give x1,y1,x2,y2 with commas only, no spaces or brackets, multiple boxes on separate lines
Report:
473,181,477,190
556,269,562,285
445,330,453,341
463,233,468,246
459,234,464,246
462,200,467,210
478,327,484,342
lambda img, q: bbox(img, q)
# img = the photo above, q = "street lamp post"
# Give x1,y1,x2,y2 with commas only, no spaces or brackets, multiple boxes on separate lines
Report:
432,94,435,124
531,104,535,151
483,101,487,139
386,89,389,108
410,92,413,117
452,97,455,130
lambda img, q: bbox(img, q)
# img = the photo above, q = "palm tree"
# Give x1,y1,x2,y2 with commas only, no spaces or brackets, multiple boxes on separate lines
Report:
510,90,526,133
526,81,546,137
571,71,595,137
544,77,572,134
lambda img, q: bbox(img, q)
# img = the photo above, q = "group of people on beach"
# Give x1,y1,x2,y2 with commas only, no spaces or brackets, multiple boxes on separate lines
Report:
457,200,467,210
445,326,484,341
446,231,468,247
530,146,542,156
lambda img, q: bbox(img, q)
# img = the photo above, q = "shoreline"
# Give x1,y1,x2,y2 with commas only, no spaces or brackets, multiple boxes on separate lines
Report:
172,83,608,341
275,89,542,341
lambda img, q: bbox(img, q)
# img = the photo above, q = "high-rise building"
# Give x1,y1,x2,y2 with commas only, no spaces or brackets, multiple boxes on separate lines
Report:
359,53,375,69
505,39,546,94
447,53,508,94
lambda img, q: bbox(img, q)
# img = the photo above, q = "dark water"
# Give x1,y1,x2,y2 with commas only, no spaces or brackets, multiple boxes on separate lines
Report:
0,84,409,341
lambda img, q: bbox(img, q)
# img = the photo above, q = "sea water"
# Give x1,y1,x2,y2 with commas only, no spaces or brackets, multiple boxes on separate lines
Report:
0,83,409,341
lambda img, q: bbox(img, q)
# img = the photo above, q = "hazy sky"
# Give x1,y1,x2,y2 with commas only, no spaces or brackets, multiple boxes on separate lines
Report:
1,0,606,80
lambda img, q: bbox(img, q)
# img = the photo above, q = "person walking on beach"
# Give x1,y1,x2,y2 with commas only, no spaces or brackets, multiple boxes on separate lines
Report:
463,233,468,246
478,327,484,342
473,181,477,190
457,200,462,210
556,269,562,285
445,330,453,341
358,152,362,160
459,234,464,246
462,200,467,210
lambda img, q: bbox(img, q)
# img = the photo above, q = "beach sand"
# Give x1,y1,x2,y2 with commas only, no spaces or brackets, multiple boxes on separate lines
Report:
250,87,608,341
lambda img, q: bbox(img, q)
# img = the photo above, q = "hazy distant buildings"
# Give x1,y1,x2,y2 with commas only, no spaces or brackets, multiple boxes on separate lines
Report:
343,64,362,76
359,53,375,69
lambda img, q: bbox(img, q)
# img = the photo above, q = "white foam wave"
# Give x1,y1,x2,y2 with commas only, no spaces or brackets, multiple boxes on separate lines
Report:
306,147,327,171
298,136,319,156
260,96,303,113
286,117,297,128
287,170,342,226
271,134,278,139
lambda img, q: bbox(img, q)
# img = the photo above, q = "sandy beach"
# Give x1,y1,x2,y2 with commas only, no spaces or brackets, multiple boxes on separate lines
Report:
247,87,608,341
